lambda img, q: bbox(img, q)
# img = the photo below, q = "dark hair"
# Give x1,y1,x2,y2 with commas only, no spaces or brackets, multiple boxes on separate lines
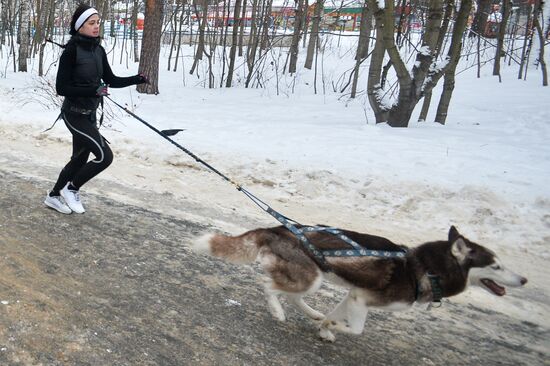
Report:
69,3,96,35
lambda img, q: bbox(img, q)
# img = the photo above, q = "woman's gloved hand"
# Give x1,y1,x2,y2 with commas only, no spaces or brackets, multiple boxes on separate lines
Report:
96,84,109,96
136,73,149,84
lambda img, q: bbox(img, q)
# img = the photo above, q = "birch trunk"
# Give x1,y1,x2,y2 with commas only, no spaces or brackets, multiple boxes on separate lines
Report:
532,0,548,86
18,0,30,72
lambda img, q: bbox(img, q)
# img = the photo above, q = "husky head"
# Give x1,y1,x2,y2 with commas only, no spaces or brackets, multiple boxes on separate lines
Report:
449,226,528,296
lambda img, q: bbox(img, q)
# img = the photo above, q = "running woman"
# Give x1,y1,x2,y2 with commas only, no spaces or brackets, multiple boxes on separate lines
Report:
45,4,148,214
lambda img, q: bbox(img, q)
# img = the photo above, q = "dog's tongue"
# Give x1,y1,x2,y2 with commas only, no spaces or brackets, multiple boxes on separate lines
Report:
482,279,506,296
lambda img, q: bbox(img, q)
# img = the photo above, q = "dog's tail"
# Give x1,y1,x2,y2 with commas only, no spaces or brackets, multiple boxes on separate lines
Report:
192,231,261,264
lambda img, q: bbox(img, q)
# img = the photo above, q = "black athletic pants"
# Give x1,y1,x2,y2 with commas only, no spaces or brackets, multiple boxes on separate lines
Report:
51,111,113,194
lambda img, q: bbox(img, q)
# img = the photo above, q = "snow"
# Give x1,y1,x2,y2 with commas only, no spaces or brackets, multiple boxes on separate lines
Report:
0,33,549,329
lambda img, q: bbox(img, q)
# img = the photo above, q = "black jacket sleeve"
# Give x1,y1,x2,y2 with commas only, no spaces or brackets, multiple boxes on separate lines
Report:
56,43,97,97
100,47,141,88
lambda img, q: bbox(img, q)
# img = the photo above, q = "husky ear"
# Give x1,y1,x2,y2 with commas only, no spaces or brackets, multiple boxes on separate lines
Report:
448,225,461,242
451,237,471,263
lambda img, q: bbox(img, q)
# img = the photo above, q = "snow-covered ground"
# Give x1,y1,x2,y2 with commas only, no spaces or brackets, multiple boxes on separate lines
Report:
1,34,549,330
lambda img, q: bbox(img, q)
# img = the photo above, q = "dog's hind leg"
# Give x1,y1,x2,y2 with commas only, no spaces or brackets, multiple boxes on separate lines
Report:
258,246,322,323
319,288,368,342
286,275,325,320
286,295,325,321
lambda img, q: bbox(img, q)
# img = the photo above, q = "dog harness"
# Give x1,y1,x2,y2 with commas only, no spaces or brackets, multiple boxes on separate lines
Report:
267,207,407,271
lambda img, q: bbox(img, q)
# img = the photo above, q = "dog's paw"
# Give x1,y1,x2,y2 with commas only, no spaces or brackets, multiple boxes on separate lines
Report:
319,328,336,342
310,310,325,321
268,307,286,322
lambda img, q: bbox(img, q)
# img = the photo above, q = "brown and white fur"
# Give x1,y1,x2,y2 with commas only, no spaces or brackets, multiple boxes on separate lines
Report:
192,226,527,342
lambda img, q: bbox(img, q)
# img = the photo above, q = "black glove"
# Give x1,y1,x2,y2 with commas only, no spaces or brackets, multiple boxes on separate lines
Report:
136,73,149,84
96,84,109,96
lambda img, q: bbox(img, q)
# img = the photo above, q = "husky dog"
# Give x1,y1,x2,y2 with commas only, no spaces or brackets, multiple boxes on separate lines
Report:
192,226,527,342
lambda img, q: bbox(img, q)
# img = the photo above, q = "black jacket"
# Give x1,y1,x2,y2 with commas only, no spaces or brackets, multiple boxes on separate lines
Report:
56,34,141,112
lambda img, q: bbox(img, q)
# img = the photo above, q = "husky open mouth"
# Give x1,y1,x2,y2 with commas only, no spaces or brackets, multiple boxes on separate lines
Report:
481,279,506,296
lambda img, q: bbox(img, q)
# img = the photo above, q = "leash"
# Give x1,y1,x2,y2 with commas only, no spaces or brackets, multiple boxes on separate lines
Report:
106,96,407,270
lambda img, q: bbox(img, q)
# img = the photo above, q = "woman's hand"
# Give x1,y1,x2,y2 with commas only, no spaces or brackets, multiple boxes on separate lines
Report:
96,84,109,96
136,73,149,84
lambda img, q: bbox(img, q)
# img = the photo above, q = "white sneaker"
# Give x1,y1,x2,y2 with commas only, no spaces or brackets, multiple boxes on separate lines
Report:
60,183,85,214
44,194,72,214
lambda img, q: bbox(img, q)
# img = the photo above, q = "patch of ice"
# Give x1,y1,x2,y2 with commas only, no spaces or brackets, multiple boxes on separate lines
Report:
225,299,241,306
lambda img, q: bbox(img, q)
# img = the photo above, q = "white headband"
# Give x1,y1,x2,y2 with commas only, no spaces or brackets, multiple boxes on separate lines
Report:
75,8,98,31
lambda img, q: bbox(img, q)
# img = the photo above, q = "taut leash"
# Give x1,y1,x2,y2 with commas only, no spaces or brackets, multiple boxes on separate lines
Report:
106,96,407,271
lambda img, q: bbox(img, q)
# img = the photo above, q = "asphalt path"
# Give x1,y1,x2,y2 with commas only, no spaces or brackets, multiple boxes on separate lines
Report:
0,168,548,366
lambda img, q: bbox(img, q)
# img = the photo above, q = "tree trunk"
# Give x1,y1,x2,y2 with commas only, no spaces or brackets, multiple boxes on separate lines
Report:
38,0,55,76
190,0,208,75
387,0,443,127
260,0,272,50
238,0,248,56
492,0,511,78
18,0,30,72
419,0,453,122
226,0,243,87
138,0,164,94
288,0,305,73
168,2,180,70
435,0,473,124
245,0,260,86
517,6,533,80
0,0,8,46
367,0,388,123
305,0,324,70
350,2,372,98
173,4,186,71
133,0,141,62
532,0,548,86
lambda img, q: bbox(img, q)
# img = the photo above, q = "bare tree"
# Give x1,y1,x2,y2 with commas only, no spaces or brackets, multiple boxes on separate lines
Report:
350,1,372,98
173,1,187,71
367,0,444,127
532,0,548,86
138,0,164,94
168,1,181,70
18,0,30,72
418,0,454,121
304,0,324,70
37,0,55,76
238,0,248,56
133,0,141,62
226,0,244,87
434,0,474,124
190,0,208,76
288,0,305,73
492,0,511,79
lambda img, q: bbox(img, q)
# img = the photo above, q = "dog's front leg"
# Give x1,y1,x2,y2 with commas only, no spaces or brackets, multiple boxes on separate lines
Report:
319,289,368,342
263,284,286,322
